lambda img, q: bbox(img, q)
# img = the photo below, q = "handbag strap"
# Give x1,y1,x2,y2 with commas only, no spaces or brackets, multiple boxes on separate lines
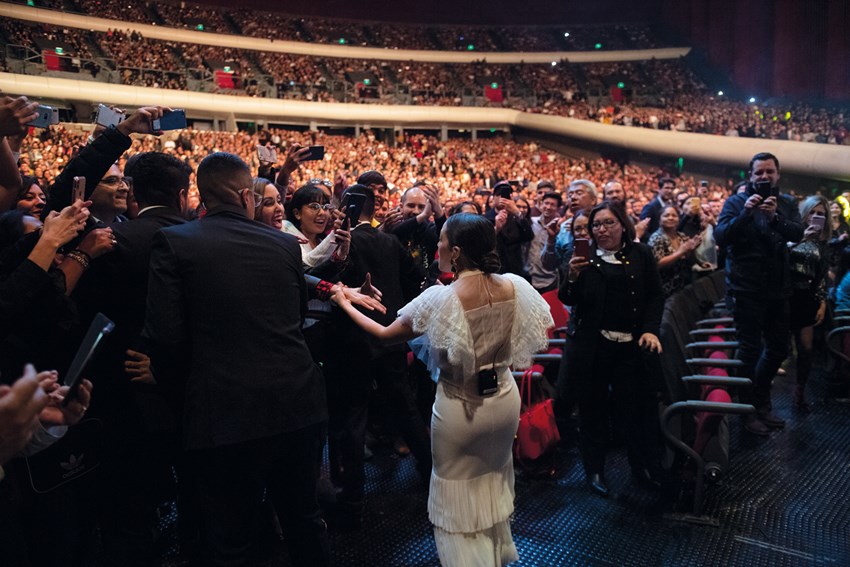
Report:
519,368,533,406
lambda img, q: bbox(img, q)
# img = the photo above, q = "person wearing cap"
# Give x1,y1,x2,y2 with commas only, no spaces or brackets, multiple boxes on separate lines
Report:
484,181,533,280
357,170,388,197
531,179,556,217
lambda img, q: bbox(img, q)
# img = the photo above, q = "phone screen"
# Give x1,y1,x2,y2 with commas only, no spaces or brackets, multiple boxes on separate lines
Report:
62,313,115,406
153,109,187,131
574,238,590,259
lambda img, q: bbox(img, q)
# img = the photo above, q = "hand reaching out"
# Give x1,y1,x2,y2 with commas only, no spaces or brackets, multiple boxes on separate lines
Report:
0,364,49,464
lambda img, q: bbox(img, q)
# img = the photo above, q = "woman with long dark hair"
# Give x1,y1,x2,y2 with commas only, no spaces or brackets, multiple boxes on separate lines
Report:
561,201,665,497
648,205,701,297
332,213,552,566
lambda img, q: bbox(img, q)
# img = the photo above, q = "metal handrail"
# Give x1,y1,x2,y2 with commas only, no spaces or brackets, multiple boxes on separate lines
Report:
660,401,755,515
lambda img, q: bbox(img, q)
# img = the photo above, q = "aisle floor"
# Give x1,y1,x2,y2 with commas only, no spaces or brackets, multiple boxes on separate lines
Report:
328,370,850,567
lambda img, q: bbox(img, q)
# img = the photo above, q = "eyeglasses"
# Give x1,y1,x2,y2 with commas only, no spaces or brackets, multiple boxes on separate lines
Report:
303,202,334,212
573,225,589,235
309,178,332,188
591,219,619,231
100,175,132,188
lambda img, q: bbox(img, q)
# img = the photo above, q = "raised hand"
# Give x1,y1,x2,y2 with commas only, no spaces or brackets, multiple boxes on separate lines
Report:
116,106,170,137
41,200,91,248
0,96,40,137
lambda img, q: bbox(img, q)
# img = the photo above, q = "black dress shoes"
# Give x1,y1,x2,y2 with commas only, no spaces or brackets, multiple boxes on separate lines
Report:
631,467,662,490
587,473,609,498
742,415,770,437
757,410,785,429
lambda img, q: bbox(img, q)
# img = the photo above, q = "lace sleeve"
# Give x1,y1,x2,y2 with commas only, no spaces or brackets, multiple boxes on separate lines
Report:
397,284,447,334
398,284,475,381
505,274,554,369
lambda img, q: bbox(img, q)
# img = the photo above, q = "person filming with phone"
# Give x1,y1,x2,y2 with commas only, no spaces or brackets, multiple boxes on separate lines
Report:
715,152,804,436
484,180,533,280
559,201,665,497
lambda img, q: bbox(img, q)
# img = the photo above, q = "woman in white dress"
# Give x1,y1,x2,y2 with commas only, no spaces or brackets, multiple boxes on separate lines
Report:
333,213,553,566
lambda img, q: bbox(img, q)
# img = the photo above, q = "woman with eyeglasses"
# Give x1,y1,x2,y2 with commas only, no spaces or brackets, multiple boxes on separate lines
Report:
282,183,351,360
283,183,350,268
559,201,664,497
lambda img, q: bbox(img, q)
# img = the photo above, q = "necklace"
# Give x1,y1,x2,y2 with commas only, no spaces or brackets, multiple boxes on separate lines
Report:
456,269,484,279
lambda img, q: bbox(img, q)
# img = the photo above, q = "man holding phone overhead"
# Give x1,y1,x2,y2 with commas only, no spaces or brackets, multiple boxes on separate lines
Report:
716,152,804,437
44,105,171,223
484,180,533,279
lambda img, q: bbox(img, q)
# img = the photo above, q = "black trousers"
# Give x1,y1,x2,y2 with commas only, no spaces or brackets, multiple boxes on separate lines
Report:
326,349,432,506
729,293,790,411
577,336,658,476
190,423,329,567
96,429,182,567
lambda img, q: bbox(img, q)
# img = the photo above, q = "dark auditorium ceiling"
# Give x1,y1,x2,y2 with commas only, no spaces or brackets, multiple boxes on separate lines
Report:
190,0,661,25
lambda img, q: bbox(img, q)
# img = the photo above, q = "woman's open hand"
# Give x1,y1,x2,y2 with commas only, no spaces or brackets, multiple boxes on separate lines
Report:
639,333,662,353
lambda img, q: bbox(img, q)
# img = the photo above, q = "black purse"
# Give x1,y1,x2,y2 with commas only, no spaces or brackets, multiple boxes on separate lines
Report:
23,418,103,494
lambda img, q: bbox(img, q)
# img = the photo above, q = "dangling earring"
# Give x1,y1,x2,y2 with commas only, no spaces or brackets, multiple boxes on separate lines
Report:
451,257,458,273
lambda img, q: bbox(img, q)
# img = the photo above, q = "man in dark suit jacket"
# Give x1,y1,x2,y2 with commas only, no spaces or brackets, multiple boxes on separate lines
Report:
639,177,676,241
73,151,191,566
324,184,431,529
484,180,534,279
143,152,329,566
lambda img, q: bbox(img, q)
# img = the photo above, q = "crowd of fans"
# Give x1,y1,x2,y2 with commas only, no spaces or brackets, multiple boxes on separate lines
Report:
15,123,736,212
17,0,667,51
3,15,847,144
2,91,850,566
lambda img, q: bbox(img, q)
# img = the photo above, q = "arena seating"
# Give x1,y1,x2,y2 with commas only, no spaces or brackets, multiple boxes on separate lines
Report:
659,272,755,524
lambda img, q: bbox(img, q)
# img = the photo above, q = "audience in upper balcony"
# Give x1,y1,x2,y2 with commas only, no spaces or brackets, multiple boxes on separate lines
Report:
1,13,847,145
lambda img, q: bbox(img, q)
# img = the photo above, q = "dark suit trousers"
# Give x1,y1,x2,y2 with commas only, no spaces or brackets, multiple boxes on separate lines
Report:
730,293,790,411
190,423,329,567
577,336,658,475
326,350,432,505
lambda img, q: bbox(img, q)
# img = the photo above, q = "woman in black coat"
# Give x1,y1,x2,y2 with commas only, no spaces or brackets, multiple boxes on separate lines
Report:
559,201,665,497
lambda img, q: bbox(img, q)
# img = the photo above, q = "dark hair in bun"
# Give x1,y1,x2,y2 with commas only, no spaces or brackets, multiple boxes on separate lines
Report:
444,213,501,274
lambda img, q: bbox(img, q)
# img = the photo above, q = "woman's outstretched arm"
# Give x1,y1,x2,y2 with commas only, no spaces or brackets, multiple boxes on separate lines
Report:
334,289,418,345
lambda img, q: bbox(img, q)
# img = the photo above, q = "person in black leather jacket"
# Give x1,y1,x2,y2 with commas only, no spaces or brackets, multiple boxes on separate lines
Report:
715,152,804,436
